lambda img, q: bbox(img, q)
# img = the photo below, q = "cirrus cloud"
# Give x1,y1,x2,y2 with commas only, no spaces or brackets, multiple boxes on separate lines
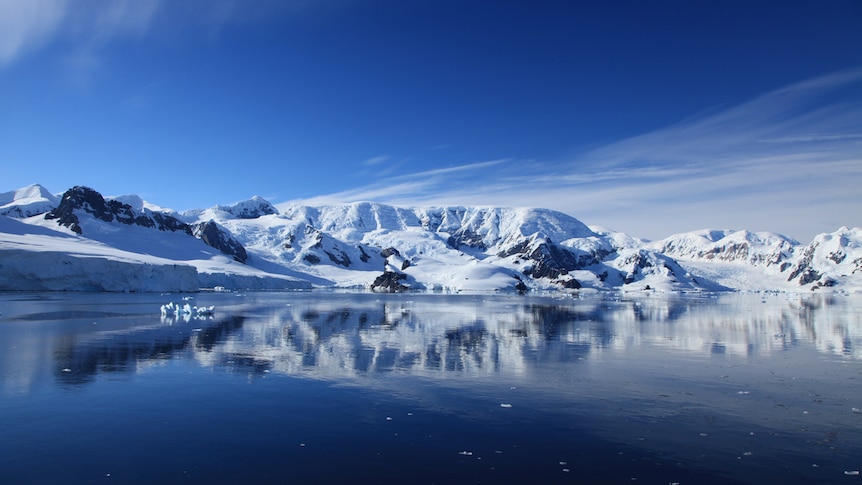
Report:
296,68,862,241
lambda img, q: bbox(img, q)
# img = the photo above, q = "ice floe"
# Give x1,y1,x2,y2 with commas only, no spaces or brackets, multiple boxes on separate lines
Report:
160,302,215,317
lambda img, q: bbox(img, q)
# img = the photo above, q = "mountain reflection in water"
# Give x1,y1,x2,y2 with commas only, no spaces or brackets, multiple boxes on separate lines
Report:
1,292,860,390
1,291,861,484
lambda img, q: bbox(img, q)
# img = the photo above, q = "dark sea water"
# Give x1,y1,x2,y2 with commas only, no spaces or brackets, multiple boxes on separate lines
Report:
0,291,860,484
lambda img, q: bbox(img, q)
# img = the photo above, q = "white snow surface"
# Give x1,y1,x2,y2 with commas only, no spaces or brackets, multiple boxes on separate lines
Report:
650,229,798,267
0,184,59,218
183,195,279,221
1,184,861,293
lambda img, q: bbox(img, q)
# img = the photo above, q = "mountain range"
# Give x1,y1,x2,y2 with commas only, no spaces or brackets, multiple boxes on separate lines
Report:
1,184,860,293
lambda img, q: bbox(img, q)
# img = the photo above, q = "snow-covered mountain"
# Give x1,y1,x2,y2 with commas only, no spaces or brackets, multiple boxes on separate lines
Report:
783,227,862,287
650,229,798,269
648,227,862,291
1,184,860,293
0,184,59,218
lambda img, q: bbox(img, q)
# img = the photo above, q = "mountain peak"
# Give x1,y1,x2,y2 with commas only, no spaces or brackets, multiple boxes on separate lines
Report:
218,196,279,219
0,184,60,218
2,184,861,292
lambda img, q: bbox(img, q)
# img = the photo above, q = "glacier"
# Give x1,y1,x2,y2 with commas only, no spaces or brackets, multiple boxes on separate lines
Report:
0,184,860,293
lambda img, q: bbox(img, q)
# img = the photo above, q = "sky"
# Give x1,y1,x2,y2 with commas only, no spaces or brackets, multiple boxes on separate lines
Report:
1,0,860,241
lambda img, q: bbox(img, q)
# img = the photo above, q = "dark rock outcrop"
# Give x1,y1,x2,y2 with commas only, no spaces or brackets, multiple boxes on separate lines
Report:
787,244,817,285
45,186,191,235
447,229,486,250
192,220,248,263
220,196,278,219
45,186,252,264
380,247,401,258
500,239,580,280
498,237,612,282
325,249,351,267
371,271,409,292
558,278,581,289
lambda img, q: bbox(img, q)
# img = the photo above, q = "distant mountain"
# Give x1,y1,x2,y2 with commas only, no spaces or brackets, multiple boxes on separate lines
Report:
0,184,59,218
183,195,279,220
1,184,860,293
650,229,798,269
648,227,862,291
783,227,862,287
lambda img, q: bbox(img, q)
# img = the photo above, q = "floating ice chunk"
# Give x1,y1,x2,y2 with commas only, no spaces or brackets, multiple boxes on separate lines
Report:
194,305,215,316
160,302,214,318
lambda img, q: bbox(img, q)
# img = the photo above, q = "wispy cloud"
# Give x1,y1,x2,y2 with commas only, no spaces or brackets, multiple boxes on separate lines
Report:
293,159,508,207
362,155,389,166
757,133,862,143
0,0,322,73
0,0,68,66
0,0,163,81
297,69,862,241
195,0,327,35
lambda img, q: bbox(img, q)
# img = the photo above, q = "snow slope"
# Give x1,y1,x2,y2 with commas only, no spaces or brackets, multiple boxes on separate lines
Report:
649,228,862,292
1,184,860,293
0,188,310,292
0,184,59,218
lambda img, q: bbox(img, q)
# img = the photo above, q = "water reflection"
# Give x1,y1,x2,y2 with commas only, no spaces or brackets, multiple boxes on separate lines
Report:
3,292,862,484
206,293,861,381
52,315,246,386
1,292,859,393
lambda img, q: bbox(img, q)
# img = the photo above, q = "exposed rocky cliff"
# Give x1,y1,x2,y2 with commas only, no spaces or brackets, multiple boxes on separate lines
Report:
192,220,248,263
44,186,248,263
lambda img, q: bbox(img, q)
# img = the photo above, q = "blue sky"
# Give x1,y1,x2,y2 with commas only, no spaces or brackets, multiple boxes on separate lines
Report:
1,0,860,241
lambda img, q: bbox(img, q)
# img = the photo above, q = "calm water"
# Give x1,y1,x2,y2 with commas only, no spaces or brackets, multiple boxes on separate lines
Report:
1,291,860,484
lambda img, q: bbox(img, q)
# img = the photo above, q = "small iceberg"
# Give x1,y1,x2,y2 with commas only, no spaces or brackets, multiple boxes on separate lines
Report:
160,302,215,317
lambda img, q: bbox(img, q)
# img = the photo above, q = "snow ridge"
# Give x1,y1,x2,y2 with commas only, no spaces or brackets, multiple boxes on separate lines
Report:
651,229,797,270
0,184,59,218
1,184,861,293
